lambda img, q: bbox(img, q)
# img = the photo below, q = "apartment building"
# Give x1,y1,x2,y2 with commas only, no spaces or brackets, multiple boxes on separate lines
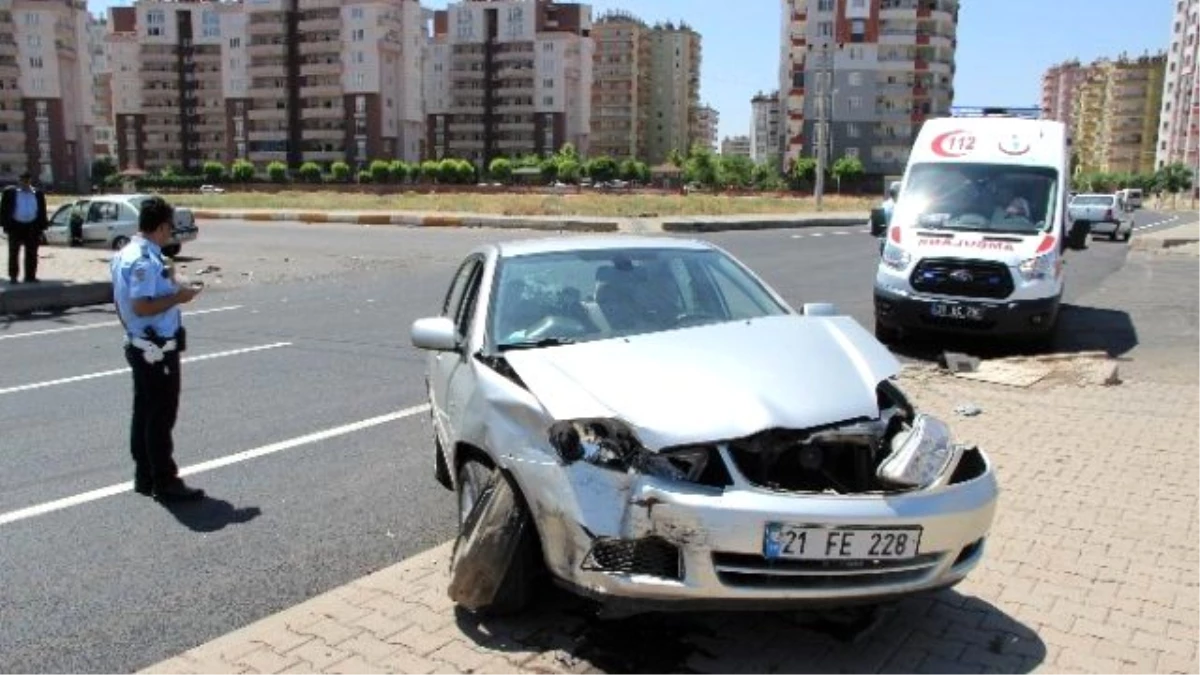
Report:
589,11,649,160
424,0,593,167
0,0,91,189
1041,60,1085,130
1073,54,1166,175
720,134,751,158
693,103,718,151
86,12,114,160
750,90,781,165
1156,0,1199,170
108,0,426,174
645,21,700,164
778,0,958,177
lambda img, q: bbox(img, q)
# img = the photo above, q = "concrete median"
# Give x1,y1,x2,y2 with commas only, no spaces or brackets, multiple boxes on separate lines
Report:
191,208,869,234
0,280,112,315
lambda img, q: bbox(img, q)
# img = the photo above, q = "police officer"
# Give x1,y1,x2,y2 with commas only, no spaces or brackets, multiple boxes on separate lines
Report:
111,196,205,502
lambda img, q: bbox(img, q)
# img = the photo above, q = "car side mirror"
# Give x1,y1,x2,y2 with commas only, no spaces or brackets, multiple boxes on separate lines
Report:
1065,220,1091,251
802,302,839,317
869,208,888,237
411,317,460,352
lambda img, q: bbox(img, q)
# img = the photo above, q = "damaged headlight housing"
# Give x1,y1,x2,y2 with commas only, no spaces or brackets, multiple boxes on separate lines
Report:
1018,249,1060,282
548,418,712,484
876,413,957,489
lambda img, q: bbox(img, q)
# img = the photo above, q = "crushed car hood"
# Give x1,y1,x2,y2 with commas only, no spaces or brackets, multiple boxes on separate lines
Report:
503,314,900,450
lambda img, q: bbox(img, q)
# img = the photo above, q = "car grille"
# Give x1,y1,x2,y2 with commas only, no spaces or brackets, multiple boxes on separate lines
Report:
910,258,1014,299
582,537,682,580
712,551,943,589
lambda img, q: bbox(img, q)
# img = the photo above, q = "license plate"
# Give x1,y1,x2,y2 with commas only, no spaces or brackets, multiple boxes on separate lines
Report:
930,302,985,321
763,523,922,561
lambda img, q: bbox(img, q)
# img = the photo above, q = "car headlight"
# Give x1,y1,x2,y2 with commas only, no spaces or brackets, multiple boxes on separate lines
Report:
1018,250,1059,282
547,418,711,484
876,414,958,489
881,242,912,271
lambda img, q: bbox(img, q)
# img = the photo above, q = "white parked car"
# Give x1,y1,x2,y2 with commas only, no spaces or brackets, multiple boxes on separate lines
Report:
411,236,999,617
1068,194,1132,242
45,194,199,257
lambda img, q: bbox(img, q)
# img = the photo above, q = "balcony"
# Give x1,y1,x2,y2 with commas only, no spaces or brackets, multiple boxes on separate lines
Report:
0,41,16,57
248,130,288,142
300,61,341,77
298,18,340,33
300,84,342,98
248,64,288,78
299,40,340,57
248,107,288,120
246,87,286,99
302,128,343,141
299,0,343,9
302,106,344,119
248,21,284,36
247,42,287,57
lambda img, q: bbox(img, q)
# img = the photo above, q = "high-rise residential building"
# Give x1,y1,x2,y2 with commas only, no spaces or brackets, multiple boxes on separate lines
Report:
750,90,782,165
1073,54,1166,175
0,0,92,189
778,0,958,177
1041,60,1086,130
86,12,114,161
107,0,426,174
424,0,593,167
720,134,750,158
693,103,718,152
1156,0,1199,170
589,10,649,160
645,21,700,164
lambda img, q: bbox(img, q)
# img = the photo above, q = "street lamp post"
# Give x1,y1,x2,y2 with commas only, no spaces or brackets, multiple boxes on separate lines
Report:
809,41,840,211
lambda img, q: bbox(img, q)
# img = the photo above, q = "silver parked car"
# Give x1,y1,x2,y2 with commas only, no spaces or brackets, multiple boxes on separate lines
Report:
411,236,998,616
45,194,199,257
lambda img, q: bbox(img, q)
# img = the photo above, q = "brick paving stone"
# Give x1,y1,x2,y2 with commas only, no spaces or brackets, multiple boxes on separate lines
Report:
140,364,1200,675
235,645,301,674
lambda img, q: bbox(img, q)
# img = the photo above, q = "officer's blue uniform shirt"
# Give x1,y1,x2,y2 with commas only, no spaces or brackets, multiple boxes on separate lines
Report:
111,237,181,339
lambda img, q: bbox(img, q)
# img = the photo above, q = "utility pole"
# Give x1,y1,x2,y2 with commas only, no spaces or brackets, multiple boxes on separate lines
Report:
812,42,833,211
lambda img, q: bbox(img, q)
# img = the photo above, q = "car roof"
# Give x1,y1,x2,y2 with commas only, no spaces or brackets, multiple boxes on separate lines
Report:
1072,193,1115,199
490,235,715,259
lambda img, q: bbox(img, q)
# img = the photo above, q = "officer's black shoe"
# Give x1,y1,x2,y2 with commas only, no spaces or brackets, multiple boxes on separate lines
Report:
133,481,154,496
153,482,205,503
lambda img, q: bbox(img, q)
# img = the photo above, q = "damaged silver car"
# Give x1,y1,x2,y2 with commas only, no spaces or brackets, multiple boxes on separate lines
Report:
411,236,998,616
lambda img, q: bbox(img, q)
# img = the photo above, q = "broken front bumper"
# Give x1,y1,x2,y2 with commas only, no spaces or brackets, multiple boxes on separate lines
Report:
512,450,998,610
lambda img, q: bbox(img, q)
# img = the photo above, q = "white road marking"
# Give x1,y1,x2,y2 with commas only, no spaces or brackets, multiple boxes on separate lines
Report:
0,404,431,527
1134,215,1180,231
0,305,243,342
0,341,291,396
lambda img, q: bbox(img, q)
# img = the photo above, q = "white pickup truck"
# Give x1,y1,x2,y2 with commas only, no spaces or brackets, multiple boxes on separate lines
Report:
1067,193,1131,242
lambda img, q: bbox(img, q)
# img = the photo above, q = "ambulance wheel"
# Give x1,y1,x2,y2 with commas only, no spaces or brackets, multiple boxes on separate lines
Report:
874,318,901,344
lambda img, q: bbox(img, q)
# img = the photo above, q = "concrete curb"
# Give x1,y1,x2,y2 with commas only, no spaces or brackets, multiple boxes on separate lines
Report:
191,209,868,234
1130,219,1200,251
0,281,112,315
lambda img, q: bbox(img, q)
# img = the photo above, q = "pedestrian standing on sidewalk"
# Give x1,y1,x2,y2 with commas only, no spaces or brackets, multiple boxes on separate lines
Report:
111,196,206,503
1,171,48,284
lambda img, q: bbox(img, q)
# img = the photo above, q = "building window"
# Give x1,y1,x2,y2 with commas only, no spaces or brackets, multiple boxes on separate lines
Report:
24,12,39,26
817,22,833,37
27,34,41,48
543,42,554,52
355,73,365,87
229,37,241,48
352,28,365,41
543,78,553,87
351,7,364,19
848,71,862,87
29,56,43,68
851,19,866,34
817,0,834,10
848,96,862,110
354,51,364,63
543,96,554,106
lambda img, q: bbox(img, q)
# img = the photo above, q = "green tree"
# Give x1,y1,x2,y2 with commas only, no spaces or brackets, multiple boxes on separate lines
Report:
419,160,440,183
1156,162,1195,207
91,156,117,184
831,156,865,192
719,154,755,189
557,143,579,162
557,157,582,183
540,156,559,183
585,156,618,183
357,169,373,184
488,157,513,183
230,159,255,182
388,160,410,183
752,162,785,191
330,161,351,182
368,159,391,183
266,161,288,183
298,161,323,183
683,146,721,188
789,156,817,188
202,161,225,182
667,148,686,168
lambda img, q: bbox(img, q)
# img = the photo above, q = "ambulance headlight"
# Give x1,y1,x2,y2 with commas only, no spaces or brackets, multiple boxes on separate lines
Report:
881,242,911,271
1018,250,1059,282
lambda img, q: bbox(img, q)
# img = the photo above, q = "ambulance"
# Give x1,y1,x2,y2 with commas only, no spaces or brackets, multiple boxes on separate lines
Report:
872,108,1090,345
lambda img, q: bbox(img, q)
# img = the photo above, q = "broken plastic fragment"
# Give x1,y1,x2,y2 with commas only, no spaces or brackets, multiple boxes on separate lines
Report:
954,403,982,417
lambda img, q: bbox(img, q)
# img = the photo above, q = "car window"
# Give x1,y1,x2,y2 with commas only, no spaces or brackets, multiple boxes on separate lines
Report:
441,257,481,323
50,205,72,227
121,202,140,222
455,264,484,338
488,247,788,347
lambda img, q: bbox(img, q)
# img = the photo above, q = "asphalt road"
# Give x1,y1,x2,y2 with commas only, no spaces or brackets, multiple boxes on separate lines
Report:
0,208,1192,673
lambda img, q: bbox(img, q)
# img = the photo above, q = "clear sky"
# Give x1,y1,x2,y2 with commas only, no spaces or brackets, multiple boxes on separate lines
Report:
89,0,1175,143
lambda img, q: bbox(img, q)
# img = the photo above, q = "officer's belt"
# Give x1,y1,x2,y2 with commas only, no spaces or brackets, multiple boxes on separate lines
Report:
128,336,177,364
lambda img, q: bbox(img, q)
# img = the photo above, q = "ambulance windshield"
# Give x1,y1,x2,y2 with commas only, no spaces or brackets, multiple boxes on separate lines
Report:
895,163,1058,235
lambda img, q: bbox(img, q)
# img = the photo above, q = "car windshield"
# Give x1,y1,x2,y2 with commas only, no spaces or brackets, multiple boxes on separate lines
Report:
895,162,1059,235
1071,195,1113,206
489,247,789,348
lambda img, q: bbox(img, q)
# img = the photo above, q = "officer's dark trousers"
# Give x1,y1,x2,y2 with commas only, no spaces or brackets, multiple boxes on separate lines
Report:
125,345,182,489
6,225,39,281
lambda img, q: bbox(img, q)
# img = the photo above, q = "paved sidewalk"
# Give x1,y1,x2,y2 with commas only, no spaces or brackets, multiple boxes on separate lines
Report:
143,364,1199,675
0,246,114,314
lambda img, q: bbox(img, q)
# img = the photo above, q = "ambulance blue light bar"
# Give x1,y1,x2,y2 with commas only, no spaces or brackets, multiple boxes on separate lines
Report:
950,106,1045,119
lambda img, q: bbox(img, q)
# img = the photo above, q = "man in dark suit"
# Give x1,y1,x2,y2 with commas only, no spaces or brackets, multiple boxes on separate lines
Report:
1,171,48,283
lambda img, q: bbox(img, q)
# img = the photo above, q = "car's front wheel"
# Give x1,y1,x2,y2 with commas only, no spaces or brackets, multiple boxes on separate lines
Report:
111,235,130,251
452,456,539,615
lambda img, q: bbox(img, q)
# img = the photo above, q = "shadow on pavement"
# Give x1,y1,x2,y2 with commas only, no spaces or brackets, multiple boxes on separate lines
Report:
160,496,261,533
454,588,1046,673
887,303,1138,363
0,304,116,328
